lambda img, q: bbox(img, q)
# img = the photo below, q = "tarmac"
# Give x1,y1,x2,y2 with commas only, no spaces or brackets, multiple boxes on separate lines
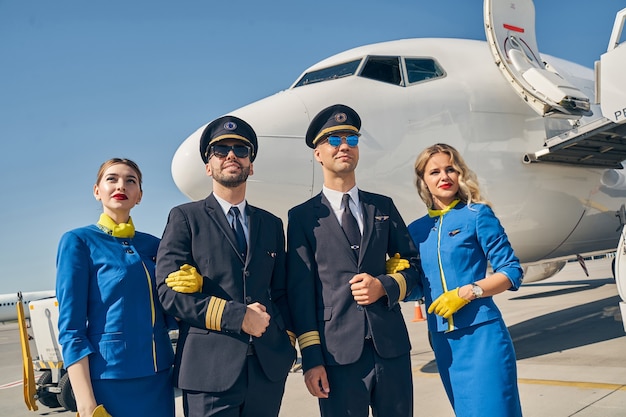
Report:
0,256,624,416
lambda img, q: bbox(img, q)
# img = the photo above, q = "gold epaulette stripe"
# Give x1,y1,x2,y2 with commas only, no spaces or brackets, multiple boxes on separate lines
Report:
389,273,407,301
287,330,296,347
298,331,321,349
206,297,227,331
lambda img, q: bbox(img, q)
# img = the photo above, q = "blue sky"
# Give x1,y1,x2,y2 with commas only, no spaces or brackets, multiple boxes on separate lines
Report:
0,1,623,293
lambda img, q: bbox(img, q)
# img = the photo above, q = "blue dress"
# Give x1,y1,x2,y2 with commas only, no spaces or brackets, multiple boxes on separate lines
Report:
56,225,176,417
408,202,523,417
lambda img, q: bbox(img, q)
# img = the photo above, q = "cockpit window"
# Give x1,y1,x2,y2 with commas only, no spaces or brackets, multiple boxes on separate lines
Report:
294,59,361,87
405,58,444,84
359,56,402,86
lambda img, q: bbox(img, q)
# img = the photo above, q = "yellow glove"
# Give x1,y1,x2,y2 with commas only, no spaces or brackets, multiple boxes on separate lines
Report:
165,264,203,293
427,288,469,319
386,253,410,274
92,405,112,417
76,404,113,417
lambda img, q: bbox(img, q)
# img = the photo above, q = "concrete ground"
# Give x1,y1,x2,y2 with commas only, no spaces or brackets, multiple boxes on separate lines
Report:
1,257,624,416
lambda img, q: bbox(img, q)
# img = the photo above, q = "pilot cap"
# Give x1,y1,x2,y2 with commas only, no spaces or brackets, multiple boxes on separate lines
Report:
199,115,258,163
305,104,361,149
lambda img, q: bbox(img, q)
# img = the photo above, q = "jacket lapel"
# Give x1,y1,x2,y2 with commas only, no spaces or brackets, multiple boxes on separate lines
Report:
246,205,259,266
358,190,375,264
205,194,246,263
317,193,359,265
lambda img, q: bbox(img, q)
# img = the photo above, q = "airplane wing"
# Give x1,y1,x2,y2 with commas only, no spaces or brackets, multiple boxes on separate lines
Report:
486,0,626,169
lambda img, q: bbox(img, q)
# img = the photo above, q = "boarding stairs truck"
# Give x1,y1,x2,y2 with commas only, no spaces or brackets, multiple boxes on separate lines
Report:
17,294,76,413
485,1,626,331
598,8,626,333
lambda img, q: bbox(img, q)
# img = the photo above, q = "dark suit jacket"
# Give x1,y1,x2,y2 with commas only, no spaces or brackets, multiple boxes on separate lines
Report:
156,193,295,392
287,190,422,372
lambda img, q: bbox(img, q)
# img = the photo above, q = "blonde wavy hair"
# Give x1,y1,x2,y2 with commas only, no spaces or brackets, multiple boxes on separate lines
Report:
414,143,490,209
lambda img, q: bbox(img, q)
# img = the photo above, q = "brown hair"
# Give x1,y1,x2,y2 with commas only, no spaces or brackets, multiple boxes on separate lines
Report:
414,143,490,209
95,158,143,190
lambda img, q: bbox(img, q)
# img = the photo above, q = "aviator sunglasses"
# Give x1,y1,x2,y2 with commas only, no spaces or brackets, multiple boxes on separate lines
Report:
210,144,251,159
325,134,360,147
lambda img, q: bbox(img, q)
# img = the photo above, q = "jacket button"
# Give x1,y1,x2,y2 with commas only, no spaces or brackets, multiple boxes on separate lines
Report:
244,271,250,277
356,305,363,311
245,296,252,303
122,241,130,246
126,249,134,254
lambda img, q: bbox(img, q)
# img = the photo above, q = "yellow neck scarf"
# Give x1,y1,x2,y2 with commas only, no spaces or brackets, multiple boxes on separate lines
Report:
97,213,136,238
428,199,461,218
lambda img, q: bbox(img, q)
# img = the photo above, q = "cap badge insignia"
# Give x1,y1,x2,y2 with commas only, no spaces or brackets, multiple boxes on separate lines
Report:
224,121,237,130
334,112,347,123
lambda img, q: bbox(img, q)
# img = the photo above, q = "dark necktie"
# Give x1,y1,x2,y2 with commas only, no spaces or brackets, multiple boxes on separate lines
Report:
341,194,361,252
229,206,247,258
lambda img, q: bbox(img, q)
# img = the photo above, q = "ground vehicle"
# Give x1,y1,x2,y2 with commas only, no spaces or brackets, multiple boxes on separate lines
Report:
17,295,76,412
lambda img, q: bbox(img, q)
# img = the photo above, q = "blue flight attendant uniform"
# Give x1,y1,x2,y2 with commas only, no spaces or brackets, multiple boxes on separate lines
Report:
56,224,176,417
408,201,523,417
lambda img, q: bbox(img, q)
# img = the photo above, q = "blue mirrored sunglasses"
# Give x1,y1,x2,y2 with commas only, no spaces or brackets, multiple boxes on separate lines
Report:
326,134,359,147
210,144,251,159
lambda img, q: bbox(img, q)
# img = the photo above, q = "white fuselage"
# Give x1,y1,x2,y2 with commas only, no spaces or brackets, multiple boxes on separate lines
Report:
0,290,56,322
172,38,625,265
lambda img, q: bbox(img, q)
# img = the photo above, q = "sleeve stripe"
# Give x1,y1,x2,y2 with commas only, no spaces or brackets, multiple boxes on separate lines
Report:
287,330,297,347
389,273,407,301
297,331,321,349
206,297,227,331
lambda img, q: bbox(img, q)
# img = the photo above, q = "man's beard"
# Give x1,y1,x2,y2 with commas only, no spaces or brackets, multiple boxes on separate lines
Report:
214,165,250,188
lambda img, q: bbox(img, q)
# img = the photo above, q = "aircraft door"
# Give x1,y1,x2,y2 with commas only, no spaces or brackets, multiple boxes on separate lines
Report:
484,0,591,119
599,8,626,125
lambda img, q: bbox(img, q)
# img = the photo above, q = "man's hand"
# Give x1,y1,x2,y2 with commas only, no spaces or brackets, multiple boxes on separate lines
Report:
165,264,203,293
386,253,409,274
304,365,330,399
349,273,385,305
428,288,470,319
241,302,270,337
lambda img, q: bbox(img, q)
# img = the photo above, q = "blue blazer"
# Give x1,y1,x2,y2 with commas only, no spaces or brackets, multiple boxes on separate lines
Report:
408,202,523,333
56,225,175,379
287,190,422,372
156,194,296,392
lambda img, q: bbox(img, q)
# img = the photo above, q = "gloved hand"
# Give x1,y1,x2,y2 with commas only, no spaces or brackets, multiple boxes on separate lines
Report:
75,404,112,417
92,405,112,417
165,264,203,293
386,253,410,274
428,288,469,319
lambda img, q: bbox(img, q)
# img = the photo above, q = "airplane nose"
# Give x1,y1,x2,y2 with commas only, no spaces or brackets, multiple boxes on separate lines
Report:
171,124,209,201
171,90,312,202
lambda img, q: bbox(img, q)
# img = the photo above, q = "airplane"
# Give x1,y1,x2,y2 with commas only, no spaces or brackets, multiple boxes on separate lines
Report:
0,291,56,323
169,1,626,329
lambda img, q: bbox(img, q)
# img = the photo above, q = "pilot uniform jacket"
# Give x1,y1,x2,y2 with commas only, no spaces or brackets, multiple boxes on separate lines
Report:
286,190,422,372
156,193,296,393
56,225,175,379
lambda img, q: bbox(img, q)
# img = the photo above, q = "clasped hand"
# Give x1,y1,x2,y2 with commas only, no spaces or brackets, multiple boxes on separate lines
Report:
165,264,203,293
242,302,270,337
349,273,384,305
428,287,469,319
